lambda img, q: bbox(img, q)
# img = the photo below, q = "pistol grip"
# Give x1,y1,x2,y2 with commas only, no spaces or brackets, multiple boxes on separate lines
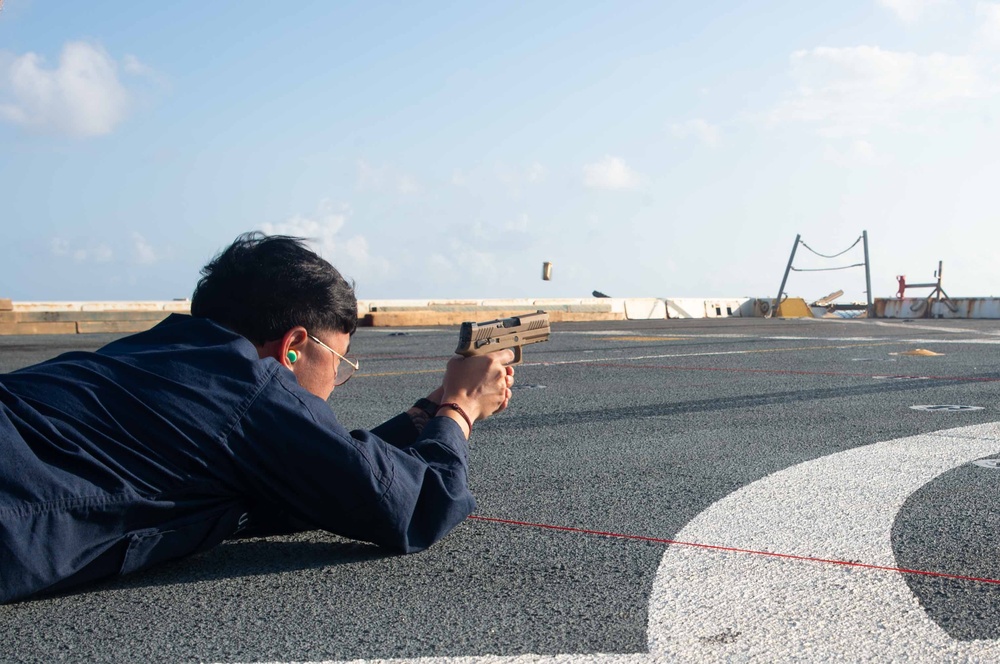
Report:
510,346,523,365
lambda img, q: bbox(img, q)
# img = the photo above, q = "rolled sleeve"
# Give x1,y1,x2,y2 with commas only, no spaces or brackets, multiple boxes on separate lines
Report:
370,412,419,448
223,372,475,553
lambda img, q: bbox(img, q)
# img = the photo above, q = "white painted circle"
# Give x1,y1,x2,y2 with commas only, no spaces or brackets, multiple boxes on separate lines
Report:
647,422,1000,660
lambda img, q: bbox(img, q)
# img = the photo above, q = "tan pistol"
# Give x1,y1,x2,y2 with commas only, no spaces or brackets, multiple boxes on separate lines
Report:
455,311,550,365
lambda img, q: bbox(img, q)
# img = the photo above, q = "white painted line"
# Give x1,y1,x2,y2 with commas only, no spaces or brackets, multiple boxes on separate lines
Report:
787,318,1000,336
525,343,897,368
567,330,1000,344
910,405,984,412
313,656,644,664
873,376,929,380
871,320,1000,336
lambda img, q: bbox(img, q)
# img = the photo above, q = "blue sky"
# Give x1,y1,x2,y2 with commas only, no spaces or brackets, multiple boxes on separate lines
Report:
2,0,999,303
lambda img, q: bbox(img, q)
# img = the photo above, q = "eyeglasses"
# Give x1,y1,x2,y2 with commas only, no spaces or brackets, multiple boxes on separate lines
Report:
307,334,360,385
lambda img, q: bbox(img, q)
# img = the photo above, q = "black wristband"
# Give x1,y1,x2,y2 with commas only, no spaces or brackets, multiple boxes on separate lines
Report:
414,398,440,417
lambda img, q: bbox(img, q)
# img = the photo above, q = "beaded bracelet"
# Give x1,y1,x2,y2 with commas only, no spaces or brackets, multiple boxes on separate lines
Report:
437,402,473,432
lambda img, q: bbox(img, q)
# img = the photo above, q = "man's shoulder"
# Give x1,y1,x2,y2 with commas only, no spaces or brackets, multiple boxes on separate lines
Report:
99,314,251,356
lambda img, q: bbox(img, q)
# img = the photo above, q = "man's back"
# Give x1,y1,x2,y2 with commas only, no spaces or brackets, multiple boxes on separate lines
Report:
0,314,477,603
0,315,278,601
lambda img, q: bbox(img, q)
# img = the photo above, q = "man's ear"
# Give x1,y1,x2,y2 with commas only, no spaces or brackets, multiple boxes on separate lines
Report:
257,327,308,368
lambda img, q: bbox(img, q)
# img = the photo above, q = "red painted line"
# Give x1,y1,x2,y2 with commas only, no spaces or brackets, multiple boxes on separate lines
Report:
589,363,1000,383
469,515,1000,586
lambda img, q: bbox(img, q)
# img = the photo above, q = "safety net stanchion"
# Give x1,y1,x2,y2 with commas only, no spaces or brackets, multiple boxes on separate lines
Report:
768,231,872,318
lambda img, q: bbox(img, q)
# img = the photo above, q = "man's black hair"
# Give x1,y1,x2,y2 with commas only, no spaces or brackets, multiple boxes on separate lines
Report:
191,232,358,344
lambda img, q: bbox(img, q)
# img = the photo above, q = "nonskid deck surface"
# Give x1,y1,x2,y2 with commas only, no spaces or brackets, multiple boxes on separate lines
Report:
3,317,1000,663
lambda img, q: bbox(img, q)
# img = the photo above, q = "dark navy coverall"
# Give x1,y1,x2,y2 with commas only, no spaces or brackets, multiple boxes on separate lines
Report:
0,314,476,603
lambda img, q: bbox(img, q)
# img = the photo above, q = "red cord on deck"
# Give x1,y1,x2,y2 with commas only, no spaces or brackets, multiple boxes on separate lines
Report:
469,514,1000,586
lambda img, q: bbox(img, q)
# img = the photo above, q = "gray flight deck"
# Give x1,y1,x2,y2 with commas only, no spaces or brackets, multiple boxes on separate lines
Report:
2,317,1000,662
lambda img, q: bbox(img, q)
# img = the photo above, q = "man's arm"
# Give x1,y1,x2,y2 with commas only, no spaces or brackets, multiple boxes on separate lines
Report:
227,348,511,553
227,349,511,553
229,376,474,552
370,388,445,447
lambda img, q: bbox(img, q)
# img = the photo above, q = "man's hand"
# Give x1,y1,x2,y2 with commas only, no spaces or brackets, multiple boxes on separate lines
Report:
438,349,515,437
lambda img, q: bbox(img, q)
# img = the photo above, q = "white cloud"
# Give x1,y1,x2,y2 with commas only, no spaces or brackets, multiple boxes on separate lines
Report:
426,240,506,288
397,175,421,194
356,161,422,196
823,139,881,166
91,245,114,263
976,2,1000,48
259,200,392,280
769,45,989,137
51,238,70,256
356,160,385,191
583,155,643,190
131,233,157,265
0,41,134,137
504,213,530,233
341,234,373,265
526,162,546,183
670,119,721,147
449,161,546,195
50,233,165,266
260,200,349,257
121,54,152,76
51,237,114,263
493,161,549,196
877,0,949,22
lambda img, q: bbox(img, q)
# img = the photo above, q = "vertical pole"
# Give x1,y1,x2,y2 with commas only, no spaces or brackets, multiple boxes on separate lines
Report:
863,230,873,318
936,261,943,302
772,234,800,318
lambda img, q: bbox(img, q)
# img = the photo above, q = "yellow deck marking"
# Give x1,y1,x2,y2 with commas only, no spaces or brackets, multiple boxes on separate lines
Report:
735,341,899,355
598,336,684,342
356,368,444,379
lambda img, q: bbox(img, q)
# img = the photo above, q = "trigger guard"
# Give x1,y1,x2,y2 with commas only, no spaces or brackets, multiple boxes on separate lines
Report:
510,347,523,365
